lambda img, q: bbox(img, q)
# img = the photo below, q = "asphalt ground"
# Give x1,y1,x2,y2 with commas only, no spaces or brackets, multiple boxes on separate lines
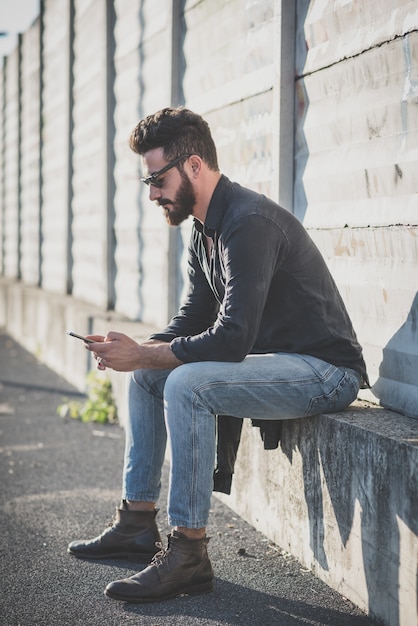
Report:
0,330,381,626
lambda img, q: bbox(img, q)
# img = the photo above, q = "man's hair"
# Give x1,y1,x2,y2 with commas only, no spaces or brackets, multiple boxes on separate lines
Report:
129,107,219,171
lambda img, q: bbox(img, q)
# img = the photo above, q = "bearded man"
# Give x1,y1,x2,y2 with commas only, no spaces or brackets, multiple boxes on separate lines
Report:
68,107,367,604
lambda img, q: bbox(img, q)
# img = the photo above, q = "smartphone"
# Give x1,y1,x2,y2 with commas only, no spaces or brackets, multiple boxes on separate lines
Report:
67,331,95,343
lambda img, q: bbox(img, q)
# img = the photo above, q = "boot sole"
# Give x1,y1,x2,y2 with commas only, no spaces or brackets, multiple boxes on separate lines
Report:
68,549,156,563
104,581,214,603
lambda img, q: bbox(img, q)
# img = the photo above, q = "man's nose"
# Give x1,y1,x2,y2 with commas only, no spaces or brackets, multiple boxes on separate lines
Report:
149,185,161,202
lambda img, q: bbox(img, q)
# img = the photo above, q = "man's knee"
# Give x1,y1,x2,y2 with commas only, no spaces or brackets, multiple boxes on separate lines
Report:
131,368,147,386
131,368,171,397
164,364,206,408
165,363,197,391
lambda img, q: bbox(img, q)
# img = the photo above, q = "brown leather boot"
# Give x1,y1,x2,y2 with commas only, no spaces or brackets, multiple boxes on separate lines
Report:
68,506,161,562
104,531,214,603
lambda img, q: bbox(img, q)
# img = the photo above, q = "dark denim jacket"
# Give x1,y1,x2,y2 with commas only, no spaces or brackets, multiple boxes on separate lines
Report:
151,175,367,381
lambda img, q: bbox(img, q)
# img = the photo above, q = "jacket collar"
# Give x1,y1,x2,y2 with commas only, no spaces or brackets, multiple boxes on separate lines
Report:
194,174,230,238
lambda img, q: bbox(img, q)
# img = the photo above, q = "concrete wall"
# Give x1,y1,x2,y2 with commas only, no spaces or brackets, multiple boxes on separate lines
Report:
2,0,417,420
2,45,20,280
112,0,174,324
295,0,418,419
21,20,41,287
218,404,417,626
41,0,72,294
71,0,110,309
0,1,417,624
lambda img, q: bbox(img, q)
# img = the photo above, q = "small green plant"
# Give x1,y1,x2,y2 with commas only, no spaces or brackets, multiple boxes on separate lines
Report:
57,372,118,424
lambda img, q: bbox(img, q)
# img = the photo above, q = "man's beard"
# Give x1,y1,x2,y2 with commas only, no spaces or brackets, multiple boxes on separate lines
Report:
158,171,196,226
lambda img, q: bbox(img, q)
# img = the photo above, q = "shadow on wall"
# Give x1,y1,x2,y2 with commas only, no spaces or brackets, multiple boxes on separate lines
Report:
318,410,417,626
280,402,417,626
372,293,418,420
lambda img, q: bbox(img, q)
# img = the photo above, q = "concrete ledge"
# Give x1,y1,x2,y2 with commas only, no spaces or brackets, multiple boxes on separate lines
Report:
217,401,417,626
1,278,417,625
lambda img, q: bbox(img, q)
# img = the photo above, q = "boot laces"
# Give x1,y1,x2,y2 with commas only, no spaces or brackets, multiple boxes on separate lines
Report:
150,541,170,566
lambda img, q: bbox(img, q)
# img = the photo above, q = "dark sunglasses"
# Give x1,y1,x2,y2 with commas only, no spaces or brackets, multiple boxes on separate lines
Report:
141,154,191,188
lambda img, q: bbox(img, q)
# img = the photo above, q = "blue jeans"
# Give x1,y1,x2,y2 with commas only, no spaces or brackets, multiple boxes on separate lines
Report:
122,353,360,528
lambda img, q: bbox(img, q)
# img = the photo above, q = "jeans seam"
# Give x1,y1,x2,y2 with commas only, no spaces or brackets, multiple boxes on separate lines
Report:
193,378,324,397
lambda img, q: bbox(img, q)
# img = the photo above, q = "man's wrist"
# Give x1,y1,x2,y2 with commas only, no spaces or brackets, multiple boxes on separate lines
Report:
137,340,182,370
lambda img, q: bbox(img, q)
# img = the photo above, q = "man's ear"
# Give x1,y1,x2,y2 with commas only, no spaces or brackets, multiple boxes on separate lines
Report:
188,155,202,177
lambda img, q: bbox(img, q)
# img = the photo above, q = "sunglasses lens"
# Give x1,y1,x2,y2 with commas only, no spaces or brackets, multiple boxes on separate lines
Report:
143,176,160,187
141,155,189,187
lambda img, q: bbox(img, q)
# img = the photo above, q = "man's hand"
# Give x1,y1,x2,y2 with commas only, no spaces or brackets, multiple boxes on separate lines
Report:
84,332,182,372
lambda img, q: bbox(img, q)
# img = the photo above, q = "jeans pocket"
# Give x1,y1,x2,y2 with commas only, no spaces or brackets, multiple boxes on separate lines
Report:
305,369,359,416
